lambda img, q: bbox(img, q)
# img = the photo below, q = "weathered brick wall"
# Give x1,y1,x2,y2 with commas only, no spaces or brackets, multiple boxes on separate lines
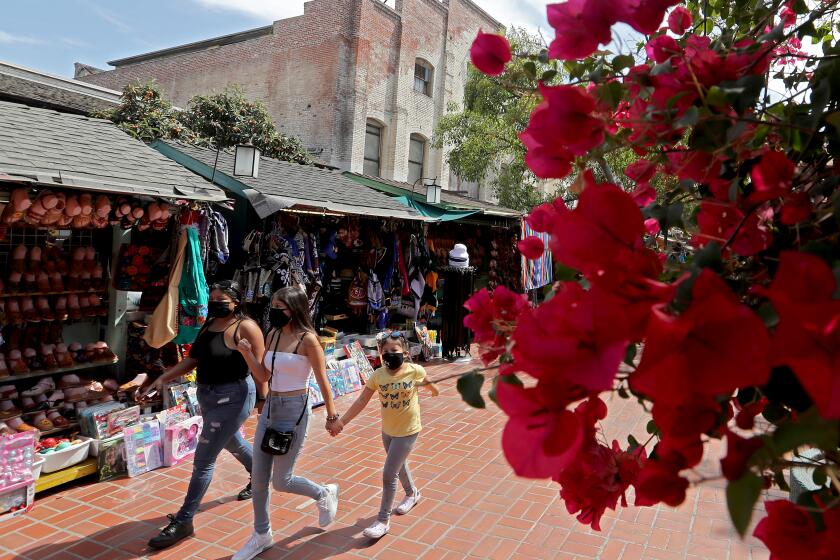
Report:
76,0,499,194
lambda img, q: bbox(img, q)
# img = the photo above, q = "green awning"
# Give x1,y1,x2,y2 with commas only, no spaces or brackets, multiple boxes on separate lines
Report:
392,196,479,221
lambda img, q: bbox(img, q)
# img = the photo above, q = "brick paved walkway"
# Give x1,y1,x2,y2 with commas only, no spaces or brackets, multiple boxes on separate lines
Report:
2,359,773,560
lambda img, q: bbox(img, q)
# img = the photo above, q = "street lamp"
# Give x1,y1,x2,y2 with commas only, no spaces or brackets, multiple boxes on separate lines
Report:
411,177,442,205
234,144,260,178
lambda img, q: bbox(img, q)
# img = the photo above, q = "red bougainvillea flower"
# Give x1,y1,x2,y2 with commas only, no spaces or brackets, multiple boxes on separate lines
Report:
645,34,680,63
644,217,661,235
470,31,512,76
513,282,629,391
464,286,529,364
524,84,605,156
667,6,693,34
735,397,768,430
694,201,773,257
780,192,811,224
624,0,680,34
625,159,657,183
749,150,795,203
526,200,563,233
519,133,575,179
652,396,724,439
721,39,773,80
631,183,657,207
557,441,646,530
763,251,840,418
630,269,771,405
495,378,587,479
518,236,545,260
720,431,764,481
634,460,689,507
547,182,649,276
590,268,674,338
754,500,819,559
780,1,797,27
547,0,620,60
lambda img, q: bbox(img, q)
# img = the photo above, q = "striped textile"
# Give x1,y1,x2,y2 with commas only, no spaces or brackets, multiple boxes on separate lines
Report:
521,220,553,290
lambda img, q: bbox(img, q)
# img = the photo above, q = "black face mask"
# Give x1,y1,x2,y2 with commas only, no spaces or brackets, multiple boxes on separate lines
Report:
382,352,405,370
269,308,292,329
207,301,234,318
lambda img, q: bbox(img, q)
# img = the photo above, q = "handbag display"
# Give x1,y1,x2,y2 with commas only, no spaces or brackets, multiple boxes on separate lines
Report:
144,230,187,348
173,227,209,344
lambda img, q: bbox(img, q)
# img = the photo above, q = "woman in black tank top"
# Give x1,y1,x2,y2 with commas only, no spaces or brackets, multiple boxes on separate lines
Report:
140,281,267,551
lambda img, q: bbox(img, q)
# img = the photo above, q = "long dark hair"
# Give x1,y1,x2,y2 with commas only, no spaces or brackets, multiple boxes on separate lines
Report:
271,286,315,335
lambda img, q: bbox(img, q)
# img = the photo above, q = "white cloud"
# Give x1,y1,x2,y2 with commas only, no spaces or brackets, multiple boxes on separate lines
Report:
190,0,306,21
472,0,548,33
0,30,44,45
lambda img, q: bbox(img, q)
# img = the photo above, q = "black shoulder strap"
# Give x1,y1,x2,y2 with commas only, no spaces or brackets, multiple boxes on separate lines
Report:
232,319,244,344
293,332,308,355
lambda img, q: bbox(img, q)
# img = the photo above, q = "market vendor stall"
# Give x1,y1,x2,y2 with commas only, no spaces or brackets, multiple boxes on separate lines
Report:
0,99,227,504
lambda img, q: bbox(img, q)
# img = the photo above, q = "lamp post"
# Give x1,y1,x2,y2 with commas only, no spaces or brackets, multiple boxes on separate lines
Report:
410,177,442,205
234,144,260,178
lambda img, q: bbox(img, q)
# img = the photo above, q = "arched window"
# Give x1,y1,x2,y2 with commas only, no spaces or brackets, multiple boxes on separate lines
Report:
414,58,433,96
364,120,383,177
408,133,426,185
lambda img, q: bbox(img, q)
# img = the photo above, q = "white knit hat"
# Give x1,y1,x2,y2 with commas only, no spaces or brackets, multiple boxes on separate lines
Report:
449,244,469,268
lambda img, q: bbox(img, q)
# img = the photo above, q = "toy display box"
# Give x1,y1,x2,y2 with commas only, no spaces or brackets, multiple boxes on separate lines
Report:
0,432,37,490
123,420,163,477
308,377,325,407
0,479,35,522
163,416,203,467
96,435,127,482
80,402,126,439
107,406,140,437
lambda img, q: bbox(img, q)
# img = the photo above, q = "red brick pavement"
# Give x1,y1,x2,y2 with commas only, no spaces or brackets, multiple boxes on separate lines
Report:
1,359,774,560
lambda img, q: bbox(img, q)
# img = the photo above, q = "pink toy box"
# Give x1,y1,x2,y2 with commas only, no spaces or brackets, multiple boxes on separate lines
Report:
163,416,203,467
0,432,37,521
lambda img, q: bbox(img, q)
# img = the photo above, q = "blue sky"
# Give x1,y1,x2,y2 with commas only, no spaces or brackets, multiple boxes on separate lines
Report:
0,0,546,78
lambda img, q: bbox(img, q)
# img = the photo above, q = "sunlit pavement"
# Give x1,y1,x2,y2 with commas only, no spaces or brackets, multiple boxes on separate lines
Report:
2,357,774,560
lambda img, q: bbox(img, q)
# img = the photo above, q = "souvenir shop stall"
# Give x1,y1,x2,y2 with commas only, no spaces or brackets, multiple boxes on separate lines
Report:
0,97,236,520
0,177,232,519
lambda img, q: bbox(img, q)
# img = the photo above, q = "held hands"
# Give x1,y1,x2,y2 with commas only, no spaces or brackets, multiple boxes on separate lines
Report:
325,417,344,437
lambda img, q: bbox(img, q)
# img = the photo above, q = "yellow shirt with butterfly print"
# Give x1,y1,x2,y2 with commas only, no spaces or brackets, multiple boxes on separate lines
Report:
365,363,427,437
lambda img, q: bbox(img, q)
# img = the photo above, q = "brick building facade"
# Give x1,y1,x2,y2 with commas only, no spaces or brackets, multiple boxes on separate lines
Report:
75,0,500,199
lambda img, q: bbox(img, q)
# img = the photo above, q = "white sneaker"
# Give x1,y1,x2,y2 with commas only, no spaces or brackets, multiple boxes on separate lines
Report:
395,491,421,515
363,520,390,539
232,530,273,560
316,483,339,527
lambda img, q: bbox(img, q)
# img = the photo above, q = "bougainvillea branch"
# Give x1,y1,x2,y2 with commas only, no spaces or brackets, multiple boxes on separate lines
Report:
461,1,840,555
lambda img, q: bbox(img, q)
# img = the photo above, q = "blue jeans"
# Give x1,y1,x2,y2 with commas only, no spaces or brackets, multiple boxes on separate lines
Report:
252,394,326,534
175,377,256,523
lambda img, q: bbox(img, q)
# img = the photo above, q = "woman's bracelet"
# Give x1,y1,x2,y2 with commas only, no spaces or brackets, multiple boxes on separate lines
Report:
326,414,340,422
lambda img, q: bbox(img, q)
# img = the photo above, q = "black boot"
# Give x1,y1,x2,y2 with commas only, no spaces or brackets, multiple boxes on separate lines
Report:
237,481,252,501
148,514,194,550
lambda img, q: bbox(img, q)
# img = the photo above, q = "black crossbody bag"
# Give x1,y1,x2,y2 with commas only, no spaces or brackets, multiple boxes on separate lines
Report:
260,331,308,456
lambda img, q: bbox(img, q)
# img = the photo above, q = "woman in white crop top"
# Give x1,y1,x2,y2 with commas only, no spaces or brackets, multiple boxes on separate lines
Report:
234,287,340,558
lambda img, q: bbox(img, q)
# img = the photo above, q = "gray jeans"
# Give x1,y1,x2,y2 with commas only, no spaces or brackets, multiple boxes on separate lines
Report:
176,377,256,523
252,394,326,534
379,431,418,522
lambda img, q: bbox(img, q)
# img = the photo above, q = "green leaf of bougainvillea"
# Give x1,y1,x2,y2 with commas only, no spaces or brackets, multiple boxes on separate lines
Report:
727,472,763,537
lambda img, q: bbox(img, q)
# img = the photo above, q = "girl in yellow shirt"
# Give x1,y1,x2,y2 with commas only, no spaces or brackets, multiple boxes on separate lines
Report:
333,331,439,539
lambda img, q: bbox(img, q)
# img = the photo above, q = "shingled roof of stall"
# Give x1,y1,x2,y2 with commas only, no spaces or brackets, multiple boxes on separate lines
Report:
345,173,522,220
153,140,425,221
0,60,121,115
0,100,227,201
